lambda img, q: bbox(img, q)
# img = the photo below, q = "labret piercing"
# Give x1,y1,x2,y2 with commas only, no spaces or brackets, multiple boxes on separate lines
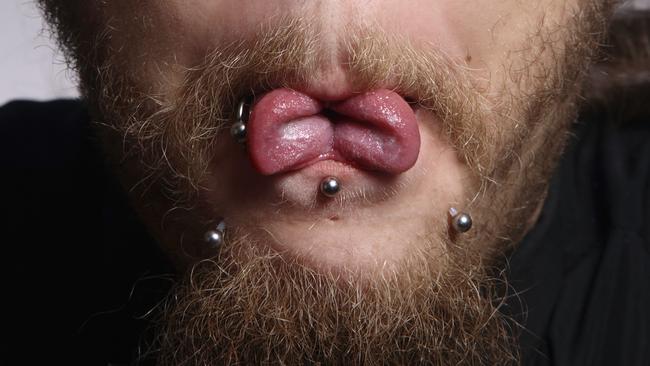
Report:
204,220,226,248
320,176,341,198
449,207,473,233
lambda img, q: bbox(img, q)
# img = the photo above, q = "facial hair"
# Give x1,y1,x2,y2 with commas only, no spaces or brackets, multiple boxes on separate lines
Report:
39,1,610,364
151,231,519,365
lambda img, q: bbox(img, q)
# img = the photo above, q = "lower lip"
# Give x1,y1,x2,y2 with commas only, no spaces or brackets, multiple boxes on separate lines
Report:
286,159,367,180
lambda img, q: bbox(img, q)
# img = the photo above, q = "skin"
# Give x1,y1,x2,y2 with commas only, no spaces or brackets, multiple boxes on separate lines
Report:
39,0,611,363
69,0,583,272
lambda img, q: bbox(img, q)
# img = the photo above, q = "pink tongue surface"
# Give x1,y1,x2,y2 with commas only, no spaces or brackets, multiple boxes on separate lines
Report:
247,88,420,175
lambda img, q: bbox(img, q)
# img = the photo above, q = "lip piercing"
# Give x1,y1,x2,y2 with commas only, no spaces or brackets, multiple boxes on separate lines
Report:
204,219,226,248
449,207,472,233
230,98,250,144
320,177,341,198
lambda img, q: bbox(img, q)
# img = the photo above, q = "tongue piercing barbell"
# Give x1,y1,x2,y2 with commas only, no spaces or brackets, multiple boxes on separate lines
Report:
230,98,250,144
204,220,226,248
320,177,341,197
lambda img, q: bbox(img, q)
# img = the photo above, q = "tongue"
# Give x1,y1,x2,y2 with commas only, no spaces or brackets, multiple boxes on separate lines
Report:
247,88,420,175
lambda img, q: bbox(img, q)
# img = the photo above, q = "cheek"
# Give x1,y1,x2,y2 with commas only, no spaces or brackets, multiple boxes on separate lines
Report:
374,0,580,92
100,0,308,65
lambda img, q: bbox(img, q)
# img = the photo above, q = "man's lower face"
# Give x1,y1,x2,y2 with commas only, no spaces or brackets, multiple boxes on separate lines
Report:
47,0,607,363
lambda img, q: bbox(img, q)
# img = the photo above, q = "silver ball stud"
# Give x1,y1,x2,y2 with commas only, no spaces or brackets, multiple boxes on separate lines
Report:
230,121,247,143
204,229,224,248
320,177,341,198
452,212,473,233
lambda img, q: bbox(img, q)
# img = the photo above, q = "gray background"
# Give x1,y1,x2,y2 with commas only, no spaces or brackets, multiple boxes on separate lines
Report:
0,1,78,106
1,0,649,107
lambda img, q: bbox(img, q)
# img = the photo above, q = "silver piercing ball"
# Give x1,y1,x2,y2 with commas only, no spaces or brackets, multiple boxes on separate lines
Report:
320,177,341,197
230,98,250,143
204,220,226,248
204,230,224,248
230,121,247,143
449,207,473,233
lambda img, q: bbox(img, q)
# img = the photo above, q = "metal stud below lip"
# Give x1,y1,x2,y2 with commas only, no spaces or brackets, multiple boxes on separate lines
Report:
453,213,472,233
204,229,224,248
320,177,341,198
204,220,226,249
449,207,472,233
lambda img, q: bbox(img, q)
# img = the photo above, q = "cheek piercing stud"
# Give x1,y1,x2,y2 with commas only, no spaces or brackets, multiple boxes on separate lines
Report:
204,220,226,248
449,207,473,233
320,177,341,198
230,98,250,144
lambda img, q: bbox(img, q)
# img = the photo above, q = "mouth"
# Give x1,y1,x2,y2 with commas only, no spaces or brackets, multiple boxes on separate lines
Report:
217,86,428,211
199,83,461,269
246,88,421,177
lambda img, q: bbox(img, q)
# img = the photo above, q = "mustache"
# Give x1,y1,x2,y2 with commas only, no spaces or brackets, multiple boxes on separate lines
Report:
179,17,478,116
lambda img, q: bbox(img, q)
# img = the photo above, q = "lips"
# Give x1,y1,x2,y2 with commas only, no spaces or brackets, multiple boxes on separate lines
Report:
247,88,420,175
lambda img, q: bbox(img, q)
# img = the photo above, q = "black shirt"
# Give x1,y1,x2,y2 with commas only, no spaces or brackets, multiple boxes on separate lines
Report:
1,100,648,365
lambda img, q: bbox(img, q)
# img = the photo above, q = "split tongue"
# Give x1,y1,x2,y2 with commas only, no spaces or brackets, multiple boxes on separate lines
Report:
247,88,420,175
